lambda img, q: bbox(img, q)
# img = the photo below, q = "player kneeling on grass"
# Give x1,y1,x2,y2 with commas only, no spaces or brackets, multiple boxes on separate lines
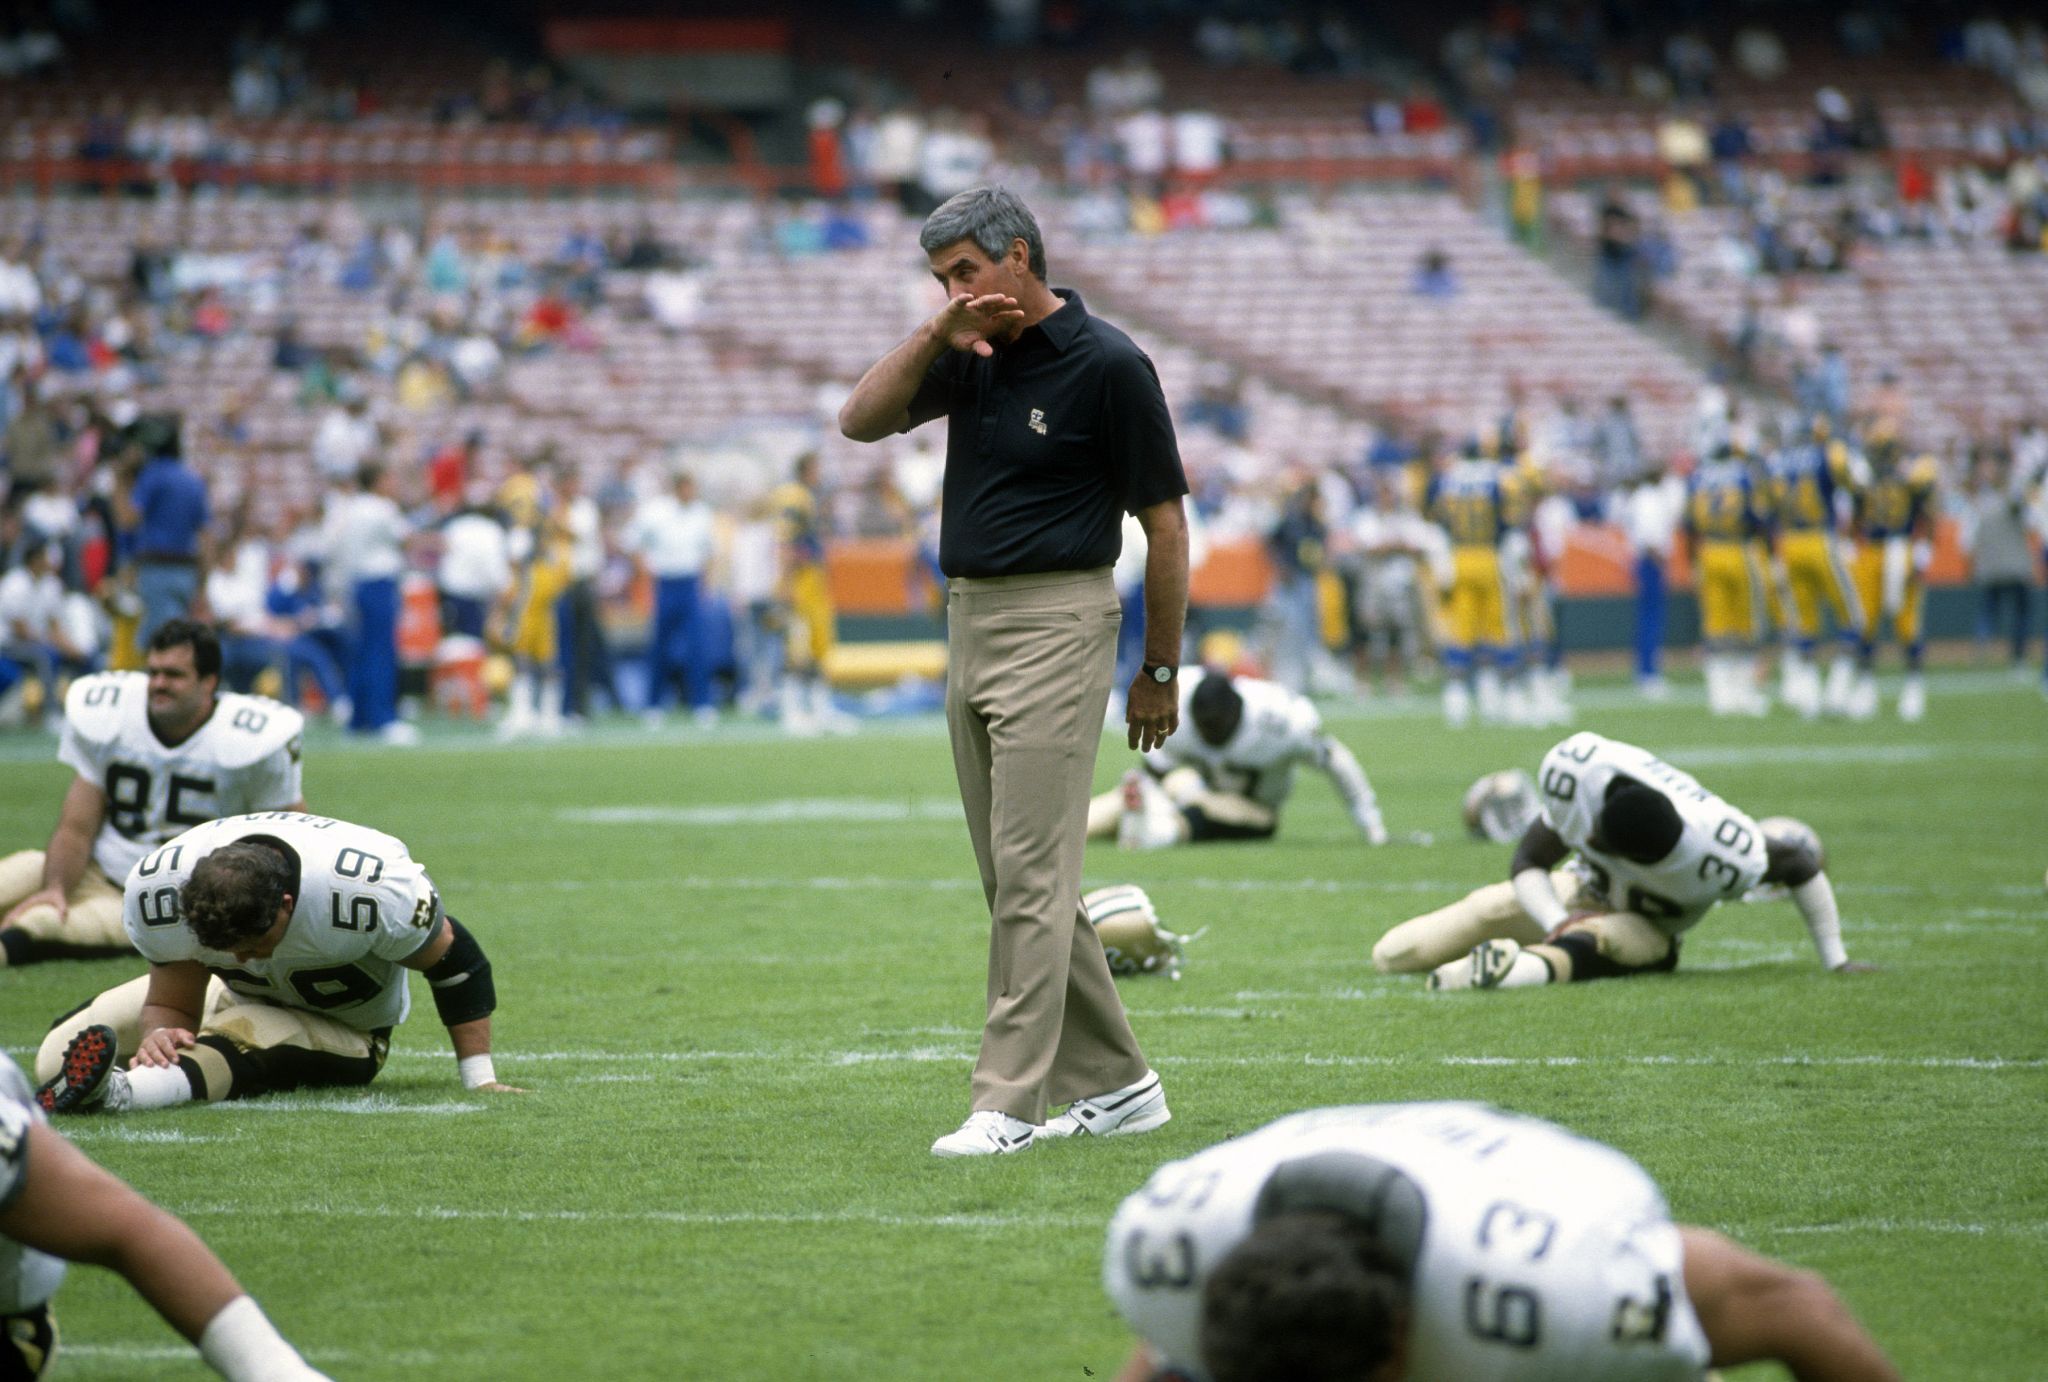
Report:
1374,732,1869,990
1106,1101,1901,1382
1,1053,329,1380
1087,668,1389,851
34,811,522,1115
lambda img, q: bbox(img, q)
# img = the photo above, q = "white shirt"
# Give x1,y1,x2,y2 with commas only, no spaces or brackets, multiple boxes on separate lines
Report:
726,519,781,604
1536,732,1768,933
625,494,716,577
312,407,378,482
58,672,305,881
1144,670,1327,811
1108,1103,1711,1382
326,492,408,584
562,495,604,581
438,511,512,601
1616,477,1684,559
0,566,62,641
127,812,440,1033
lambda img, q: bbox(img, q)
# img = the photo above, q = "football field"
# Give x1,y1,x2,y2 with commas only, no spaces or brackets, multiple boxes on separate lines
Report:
3,673,2044,1380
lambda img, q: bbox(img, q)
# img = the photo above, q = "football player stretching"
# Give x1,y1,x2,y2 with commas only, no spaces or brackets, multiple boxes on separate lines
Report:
35,810,521,1115
1373,732,1871,989
1106,1102,1900,1381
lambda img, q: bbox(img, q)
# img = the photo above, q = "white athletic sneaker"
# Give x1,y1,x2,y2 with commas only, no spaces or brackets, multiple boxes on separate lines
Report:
1040,1070,1170,1139
1897,675,1926,723
931,1110,1037,1158
1429,939,1523,992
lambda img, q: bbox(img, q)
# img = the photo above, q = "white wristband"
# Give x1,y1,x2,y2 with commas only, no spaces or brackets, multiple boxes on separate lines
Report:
199,1295,324,1382
459,1054,497,1089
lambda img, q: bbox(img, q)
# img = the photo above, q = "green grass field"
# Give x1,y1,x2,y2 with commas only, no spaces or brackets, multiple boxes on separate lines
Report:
3,672,2044,1380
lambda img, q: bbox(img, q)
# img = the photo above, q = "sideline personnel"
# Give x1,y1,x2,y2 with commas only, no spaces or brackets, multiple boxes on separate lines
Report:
840,185,1190,1157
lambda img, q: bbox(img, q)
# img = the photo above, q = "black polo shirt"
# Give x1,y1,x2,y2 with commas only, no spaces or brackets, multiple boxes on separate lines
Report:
903,289,1187,579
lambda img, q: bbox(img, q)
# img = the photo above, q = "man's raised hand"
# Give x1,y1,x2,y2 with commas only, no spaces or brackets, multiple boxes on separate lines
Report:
936,292,1024,358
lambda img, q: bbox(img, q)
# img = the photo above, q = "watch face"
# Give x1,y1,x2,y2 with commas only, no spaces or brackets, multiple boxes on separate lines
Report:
1151,665,1174,683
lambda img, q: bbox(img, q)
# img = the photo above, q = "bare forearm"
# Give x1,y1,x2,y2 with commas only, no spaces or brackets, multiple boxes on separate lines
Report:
446,1015,493,1062
140,1002,201,1043
839,321,945,442
40,820,95,895
106,1199,246,1340
1139,505,1189,665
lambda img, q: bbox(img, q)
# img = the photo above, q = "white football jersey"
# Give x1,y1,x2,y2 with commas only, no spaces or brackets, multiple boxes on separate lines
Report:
58,672,305,883
1535,733,1768,935
124,812,443,1032
1144,671,1324,809
1,1055,67,1315
1107,1103,1710,1382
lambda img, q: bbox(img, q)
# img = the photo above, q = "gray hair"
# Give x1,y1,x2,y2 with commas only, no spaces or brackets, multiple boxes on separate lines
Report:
919,186,1047,282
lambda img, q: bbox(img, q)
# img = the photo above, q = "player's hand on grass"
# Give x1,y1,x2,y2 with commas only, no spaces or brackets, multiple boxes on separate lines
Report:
933,292,1024,358
476,1081,530,1094
2,886,67,927
1831,960,1879,974
133,1028,196,1066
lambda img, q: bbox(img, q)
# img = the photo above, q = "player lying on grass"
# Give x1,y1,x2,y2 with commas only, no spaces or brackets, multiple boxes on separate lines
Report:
34,810,522,1114
1373,731,1869,990
1087,668,1389,850
1106,1101,1901,1382
1,1053,329,1380
0,620,306,967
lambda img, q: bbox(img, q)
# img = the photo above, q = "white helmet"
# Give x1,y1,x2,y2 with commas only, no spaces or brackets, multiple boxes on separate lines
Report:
1462,769,1541,844
1744,816,1825,902
1084,884,1201,980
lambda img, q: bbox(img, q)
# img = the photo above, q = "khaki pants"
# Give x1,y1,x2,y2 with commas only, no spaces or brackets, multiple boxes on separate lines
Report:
0,851,131,957
947,568,1148,1123
1372,872,1676,979
37,973,388,1101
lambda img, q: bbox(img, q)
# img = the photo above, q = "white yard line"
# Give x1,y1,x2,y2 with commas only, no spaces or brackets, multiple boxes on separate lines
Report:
173,1202,1098,1230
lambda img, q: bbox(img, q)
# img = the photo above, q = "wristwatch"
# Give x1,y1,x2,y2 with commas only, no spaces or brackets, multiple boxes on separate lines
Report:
1141,663,1177,684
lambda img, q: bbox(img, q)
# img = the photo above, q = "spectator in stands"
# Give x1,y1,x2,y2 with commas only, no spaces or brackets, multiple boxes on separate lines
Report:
0,541,93,711
1959,451,2037,669
1594,193,1645,319
327,461,415,744
313,390,379,488
118,414,207,645
626,468,716,726
2,387,62,501
1410,246,1460,299
1594,394,1644,489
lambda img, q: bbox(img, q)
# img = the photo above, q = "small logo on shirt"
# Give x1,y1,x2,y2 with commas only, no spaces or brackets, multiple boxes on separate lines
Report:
1027,408,1047,436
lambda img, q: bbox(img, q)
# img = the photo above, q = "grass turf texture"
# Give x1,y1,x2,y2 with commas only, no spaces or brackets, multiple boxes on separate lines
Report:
2,672,2043,1380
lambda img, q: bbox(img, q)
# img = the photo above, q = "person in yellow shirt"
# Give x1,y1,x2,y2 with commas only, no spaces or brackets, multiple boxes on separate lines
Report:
1767,420,1864,715
1848,434,1940,721
1685,445,1772,715
767,454,853,734
491,519,573,738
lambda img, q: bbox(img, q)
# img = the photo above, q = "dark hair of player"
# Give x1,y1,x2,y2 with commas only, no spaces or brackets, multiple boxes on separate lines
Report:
1595,780,1685,863
183,842,295,951
147,619,223,681
1189,672,1244,748
1199,1211,1409,1382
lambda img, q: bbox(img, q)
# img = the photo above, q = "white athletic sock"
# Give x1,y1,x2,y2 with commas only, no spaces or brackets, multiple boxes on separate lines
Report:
199,1296,323,1382
123,1062,196,1111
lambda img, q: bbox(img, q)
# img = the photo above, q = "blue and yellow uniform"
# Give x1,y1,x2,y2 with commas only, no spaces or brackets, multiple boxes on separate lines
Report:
1425,458,1521,663
1685,454,1769,643
1768,436,1862,649
771,476,835,670
502,530,573,664
1851,447,1939,653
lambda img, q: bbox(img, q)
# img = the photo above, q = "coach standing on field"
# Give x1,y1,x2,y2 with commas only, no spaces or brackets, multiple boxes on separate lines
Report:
841,186,1190,1158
